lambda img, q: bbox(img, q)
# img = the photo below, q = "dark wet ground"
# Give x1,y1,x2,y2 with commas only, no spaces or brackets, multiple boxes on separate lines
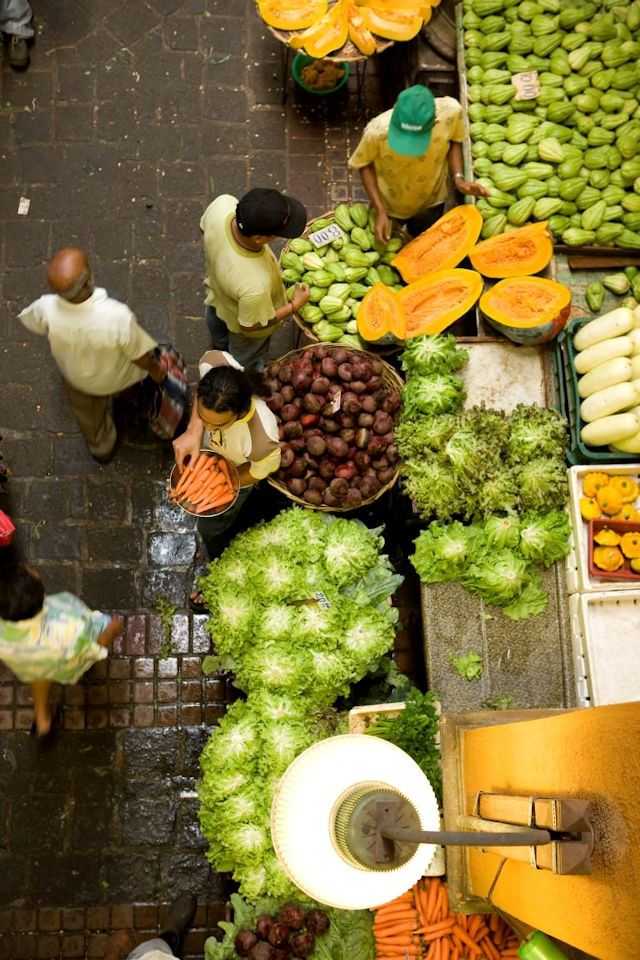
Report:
0,1,415,956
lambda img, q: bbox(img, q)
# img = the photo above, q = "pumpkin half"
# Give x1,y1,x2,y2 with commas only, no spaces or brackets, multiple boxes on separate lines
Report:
392,205,483,283
290,0,348,57
397,268,483,338
258,0,328,31
480,276,571,344
357,5,424,41
469,222,553,278
357,283,405,341
347,3,377,55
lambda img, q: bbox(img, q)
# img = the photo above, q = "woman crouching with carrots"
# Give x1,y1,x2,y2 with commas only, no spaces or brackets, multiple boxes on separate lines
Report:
172,350,281,566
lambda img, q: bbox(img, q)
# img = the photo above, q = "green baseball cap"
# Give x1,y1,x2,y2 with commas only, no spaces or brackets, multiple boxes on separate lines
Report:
388,85,437,157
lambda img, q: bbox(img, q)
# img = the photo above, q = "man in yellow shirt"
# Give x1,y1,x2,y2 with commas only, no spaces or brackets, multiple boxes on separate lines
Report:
349,85,488,246
201,188,310,368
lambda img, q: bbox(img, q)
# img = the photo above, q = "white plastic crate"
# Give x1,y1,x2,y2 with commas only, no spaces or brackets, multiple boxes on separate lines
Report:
567,464,640,594
569,590,640,706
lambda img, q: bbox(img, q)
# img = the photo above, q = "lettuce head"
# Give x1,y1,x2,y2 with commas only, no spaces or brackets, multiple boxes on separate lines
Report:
519,510,571,567
323,519,382,587
401,334,469,377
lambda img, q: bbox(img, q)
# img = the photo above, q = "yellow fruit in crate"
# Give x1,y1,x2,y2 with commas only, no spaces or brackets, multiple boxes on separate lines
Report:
291,0,348,57
596,484,623,516
630,558,640,573
582,471,610,498
594,528,621,547
258,0,328,30
580,497,601,522
614,504,640,522
593,545,624,572
609,475,639,503
358,5,424,40
347,3,377,55
620,532,640,559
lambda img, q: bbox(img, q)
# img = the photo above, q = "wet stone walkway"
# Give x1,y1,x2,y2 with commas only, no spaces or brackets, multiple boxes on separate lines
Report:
0,0,409,955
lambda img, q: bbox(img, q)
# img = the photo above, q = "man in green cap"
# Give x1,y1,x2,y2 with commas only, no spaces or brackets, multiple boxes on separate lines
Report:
349,85,488,246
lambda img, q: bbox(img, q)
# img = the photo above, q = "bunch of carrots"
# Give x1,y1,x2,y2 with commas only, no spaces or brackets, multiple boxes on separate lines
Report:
170,453,235,514
373,878,520,960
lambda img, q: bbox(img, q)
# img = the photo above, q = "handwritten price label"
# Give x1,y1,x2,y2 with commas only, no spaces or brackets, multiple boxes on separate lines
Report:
512,71,540,101
309,223,344,248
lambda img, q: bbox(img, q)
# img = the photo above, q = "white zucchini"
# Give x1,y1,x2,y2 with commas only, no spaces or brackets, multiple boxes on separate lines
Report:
629,329,640,354
573,308,634,352
612,428,640,452
633,306,640,328
580,381,639,422
578,357,632,398
581,413,640,446
631,356,640,380
573,335,632,374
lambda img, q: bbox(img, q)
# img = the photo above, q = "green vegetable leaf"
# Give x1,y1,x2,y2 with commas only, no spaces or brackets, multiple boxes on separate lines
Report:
401,334,469,377
502,573,549,620
451,651,483,681
518,510,571,566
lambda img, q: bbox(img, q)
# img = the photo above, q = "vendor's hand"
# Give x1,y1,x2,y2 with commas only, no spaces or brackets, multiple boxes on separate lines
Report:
98,615,125,647
291,283,310,311
374,208,392,246
173,429,203,473
456,177,490,198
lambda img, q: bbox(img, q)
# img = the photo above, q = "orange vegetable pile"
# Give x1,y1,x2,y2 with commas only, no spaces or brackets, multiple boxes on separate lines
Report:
373,877,520,959
580,472,640,523
170,454,235,514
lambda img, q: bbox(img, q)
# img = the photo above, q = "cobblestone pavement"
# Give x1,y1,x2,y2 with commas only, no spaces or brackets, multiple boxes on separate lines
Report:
0,0,410,954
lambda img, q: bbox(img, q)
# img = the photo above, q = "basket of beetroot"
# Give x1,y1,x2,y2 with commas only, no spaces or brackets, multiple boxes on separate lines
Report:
265,343,403,510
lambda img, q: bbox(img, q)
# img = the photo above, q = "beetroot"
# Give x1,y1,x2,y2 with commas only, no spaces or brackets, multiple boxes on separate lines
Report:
329,477,349,498
267,393,284,413
318,460,335,480
373,412,393,435
354,451,370,470
367,376,383,391
368,436,387,455
345,488,363,507
338,363,353,382
320,418,339,434
308,476,326,493
386,444,399,464
292,372,311,394
280,385,295,403
290,437,306,452
287,478,306,496
303,393,324,414
350,380,367,394
335,462,357,481
351,359,372,381
249,943,274,960
342,393,360,415
313,345,328,360
323,491,339,507
327,437,349,459
360,477,381,499
300,414,318,428
378,467,396,484
281,404,299,423
256,916,273,940
278,364,293,384
283,422,303,440
360,395,377,414
311,377,330,395
303,489,323,505
327,383,342,399
288,459,306,478
371,359,383,375
358,413,374,428
340,428,355,444
235,930,259,956
290,931,316,959
305,910,330,936
340,414,355,429
321,357,338,378
280,446,294,469
371,456,389,470
307,435,327,458
332,348,349,365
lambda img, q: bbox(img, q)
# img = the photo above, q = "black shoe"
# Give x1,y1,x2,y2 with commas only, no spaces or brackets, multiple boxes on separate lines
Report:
8,36,29,70
160,894,197,956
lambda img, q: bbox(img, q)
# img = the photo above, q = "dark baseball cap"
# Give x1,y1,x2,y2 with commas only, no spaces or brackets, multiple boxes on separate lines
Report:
236,188,307,239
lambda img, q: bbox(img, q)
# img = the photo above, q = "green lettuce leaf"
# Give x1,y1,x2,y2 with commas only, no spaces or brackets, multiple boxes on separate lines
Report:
518,510,571,566
502,573,549,620
401,334,469,376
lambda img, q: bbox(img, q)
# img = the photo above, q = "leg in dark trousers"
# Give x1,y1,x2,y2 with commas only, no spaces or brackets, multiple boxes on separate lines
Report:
197,485,253,559
206,305,229,351
405,203,446,238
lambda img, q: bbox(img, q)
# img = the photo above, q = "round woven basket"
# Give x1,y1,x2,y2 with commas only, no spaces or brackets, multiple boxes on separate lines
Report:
281,210,407,356
267,342,404,512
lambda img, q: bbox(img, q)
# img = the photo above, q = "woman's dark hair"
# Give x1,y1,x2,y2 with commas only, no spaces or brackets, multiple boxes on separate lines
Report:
197,365,269,416
0,546,45,621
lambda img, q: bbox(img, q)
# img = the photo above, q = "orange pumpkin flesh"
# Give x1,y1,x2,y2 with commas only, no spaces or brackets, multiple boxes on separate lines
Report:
392,205,483,283
259,0,328,30
479,276,571,330
347,3,377,55
397,268,483,338
290,1,348,57
469,222,553,278
357,283,405,341
358,5,424,40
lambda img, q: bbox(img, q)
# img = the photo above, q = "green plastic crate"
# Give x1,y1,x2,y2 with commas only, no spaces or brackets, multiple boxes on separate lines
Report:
554,317,638,465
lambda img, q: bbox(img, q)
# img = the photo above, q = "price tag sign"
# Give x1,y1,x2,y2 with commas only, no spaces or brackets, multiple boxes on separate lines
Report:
512,71,540,101
327,389,342,414
313,591,332,609
309,223,344,248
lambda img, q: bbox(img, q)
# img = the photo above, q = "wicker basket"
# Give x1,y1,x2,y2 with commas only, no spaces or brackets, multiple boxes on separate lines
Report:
267,342,404,512
281,210,407,356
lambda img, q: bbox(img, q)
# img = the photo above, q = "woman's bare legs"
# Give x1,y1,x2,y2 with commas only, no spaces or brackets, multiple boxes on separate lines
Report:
31,680,52,735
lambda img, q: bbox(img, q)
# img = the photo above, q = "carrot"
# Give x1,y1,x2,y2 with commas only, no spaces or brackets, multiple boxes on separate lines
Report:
468,916,483,938
173,465,193,496
441,938,450,960
489,915,500,933
422,924,455,943
426,879,441,923
420,919,456,936
374,923,417,936
500,951,520,958
218,457,232,486
421,882,434,923
376,900,416,916
190,474,227,502
452,925,483,957
197,491,234,513
451,949,460,960
375,934,414,944
480,936,501,960
375,909,417,924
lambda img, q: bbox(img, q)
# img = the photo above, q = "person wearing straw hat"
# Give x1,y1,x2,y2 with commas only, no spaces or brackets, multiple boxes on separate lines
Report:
349,85,489,247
